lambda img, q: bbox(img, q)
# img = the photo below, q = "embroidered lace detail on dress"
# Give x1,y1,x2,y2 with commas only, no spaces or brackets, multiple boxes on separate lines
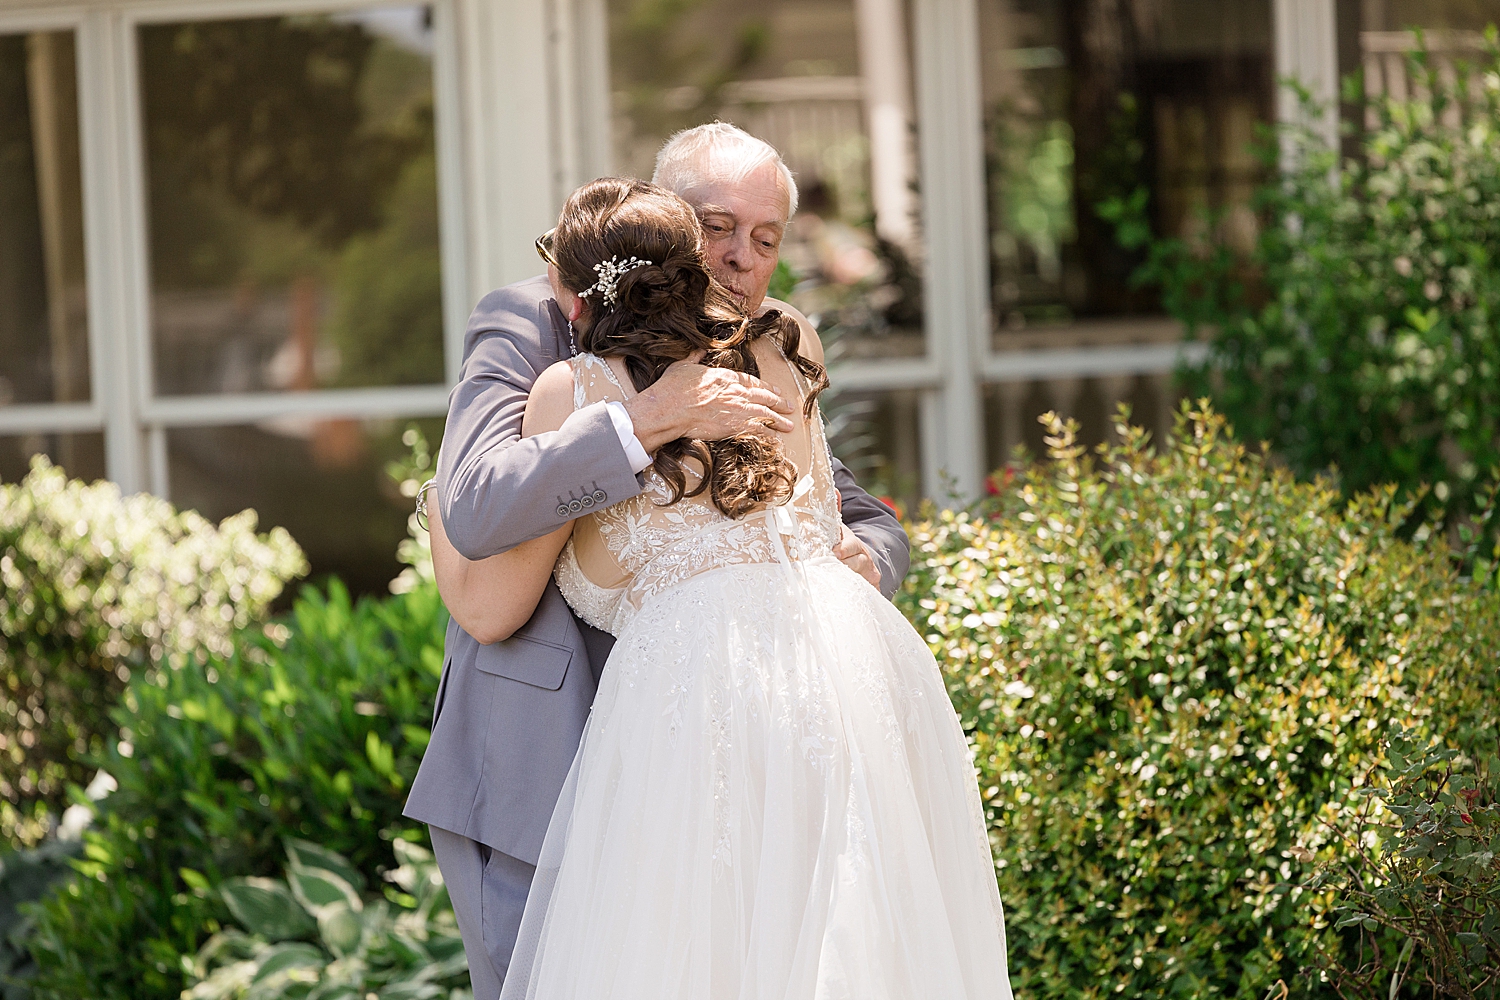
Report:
554,350,842,637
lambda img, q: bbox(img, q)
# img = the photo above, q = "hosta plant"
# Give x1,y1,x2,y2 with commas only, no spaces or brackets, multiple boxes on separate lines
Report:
24,577,449,1000
183,838,469,1000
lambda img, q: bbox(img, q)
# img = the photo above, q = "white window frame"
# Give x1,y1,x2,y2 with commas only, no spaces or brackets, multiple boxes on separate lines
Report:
0,5,109,451
3,0,1338,507
0,0,608,498
830,0,1336,502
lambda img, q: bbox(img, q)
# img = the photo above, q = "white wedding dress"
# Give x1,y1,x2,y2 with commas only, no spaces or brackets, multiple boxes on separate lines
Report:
499,346,1012,1000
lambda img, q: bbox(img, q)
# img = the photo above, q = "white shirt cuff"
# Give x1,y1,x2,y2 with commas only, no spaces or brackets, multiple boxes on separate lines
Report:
606,400,653,473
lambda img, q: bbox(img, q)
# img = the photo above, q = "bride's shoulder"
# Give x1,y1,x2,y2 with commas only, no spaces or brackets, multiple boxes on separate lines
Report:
522,360,577,436
760,297,824,366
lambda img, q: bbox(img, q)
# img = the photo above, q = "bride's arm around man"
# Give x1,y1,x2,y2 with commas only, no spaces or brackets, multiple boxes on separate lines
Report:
402,124,910,1000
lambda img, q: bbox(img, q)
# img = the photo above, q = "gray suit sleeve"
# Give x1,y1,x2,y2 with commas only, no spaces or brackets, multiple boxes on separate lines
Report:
436,285,645,560
831,457,911,599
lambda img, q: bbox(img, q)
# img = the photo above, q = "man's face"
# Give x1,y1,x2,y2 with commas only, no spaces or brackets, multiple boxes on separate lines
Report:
682,161,789,313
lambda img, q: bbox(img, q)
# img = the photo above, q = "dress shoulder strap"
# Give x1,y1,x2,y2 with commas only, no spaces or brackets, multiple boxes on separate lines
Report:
569,352,631,410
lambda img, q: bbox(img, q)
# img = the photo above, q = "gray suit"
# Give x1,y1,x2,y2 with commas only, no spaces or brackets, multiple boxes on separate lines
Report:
403,275,910,998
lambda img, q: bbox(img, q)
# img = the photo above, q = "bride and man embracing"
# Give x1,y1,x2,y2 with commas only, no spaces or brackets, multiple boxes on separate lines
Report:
402,122,1013,1000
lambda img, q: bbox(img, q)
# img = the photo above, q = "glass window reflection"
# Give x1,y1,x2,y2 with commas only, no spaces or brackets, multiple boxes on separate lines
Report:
168,417,442,596
0,30,89,408
0,432,104,485
979,0,1273,344
608,0,927,360
139,7,444,397
823,388,923,517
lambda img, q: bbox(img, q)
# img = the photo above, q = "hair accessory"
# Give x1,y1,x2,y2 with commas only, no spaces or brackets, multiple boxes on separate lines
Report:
577,255,654,308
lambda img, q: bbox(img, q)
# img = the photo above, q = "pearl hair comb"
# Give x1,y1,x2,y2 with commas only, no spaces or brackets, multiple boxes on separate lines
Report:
576,255,654,308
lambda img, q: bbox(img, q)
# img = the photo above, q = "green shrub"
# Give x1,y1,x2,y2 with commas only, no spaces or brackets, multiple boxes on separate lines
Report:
1101,33,1500,530
0,457,306,845
1309,730,1499,999
182,838,468,999
0,839,80,999
897,404,1500,1000
386,425,435,597
24,578,449,1000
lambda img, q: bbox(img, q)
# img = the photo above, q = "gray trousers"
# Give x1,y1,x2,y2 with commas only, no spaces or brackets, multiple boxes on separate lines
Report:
429,825,537,1000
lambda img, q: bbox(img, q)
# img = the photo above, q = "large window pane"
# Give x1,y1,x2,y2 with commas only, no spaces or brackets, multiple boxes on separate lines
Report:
608,0,927,360
983,372,1183,472
0,431,104,484
0,30,89,407
167,417,441,596
823,388,923,516
979,0,1272,346
139,7,443,397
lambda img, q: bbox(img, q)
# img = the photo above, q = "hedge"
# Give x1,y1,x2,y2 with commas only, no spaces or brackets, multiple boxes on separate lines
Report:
23,579,447,1000
0,457,305,845
897,404,1499,999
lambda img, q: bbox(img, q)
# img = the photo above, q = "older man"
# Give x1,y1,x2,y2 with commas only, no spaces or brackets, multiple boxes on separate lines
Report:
403,124,909,1000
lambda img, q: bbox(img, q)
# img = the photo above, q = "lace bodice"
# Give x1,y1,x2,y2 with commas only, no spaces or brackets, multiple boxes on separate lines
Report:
554,350,842,636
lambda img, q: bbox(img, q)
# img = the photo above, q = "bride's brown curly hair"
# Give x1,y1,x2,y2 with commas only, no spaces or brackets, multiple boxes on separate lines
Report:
551,177,827,519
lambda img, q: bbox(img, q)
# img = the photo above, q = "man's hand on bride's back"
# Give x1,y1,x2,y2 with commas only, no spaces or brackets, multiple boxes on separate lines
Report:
623,352,795,454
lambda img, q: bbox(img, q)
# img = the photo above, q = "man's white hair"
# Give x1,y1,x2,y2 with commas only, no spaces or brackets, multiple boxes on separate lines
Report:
652,122,799,219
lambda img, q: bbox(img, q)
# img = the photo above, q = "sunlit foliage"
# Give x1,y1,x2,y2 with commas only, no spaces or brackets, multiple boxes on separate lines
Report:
898,404,1499,999
0,457,305,845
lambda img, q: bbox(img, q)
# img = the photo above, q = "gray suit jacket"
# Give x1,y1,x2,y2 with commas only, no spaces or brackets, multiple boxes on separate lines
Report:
403,275,911,865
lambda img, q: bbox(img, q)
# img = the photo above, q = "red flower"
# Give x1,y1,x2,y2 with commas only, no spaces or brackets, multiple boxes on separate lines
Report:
984,467,1017,496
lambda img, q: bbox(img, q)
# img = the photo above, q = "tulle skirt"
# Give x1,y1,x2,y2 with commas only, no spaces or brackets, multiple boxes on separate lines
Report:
500,558,1012,1000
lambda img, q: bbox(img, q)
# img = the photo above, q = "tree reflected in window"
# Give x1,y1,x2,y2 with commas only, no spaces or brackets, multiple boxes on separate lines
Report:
140,7,443,396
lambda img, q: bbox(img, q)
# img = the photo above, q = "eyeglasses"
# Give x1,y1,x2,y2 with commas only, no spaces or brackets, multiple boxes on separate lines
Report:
535,227,558,267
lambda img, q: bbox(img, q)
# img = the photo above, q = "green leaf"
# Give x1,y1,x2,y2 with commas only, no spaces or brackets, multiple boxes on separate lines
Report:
289,866,362,913
315,901,364,958
376,983,447,1000
221,877,317,941
285,839,366,892
248,941,325,982
307,985,362,1000
180,867,211,893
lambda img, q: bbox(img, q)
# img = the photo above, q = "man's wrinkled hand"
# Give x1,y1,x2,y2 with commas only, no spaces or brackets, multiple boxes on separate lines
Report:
623,352,794,454
834,523,881,589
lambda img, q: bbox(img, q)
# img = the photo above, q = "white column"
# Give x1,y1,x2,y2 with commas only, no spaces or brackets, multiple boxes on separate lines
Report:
1273,0,1340,152
432,0,471,385
455,0,568,299
854,0,916,245
561,0,614,183
911,0,987,504
78,9,146,493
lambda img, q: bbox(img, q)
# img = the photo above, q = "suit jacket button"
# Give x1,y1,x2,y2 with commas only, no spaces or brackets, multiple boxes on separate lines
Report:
568,499,583,513
581,495,594,508
592,489,607,504
556,504,569,517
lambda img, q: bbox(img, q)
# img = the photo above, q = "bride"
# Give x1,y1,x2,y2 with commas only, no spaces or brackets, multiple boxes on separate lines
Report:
430,177,1011,999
